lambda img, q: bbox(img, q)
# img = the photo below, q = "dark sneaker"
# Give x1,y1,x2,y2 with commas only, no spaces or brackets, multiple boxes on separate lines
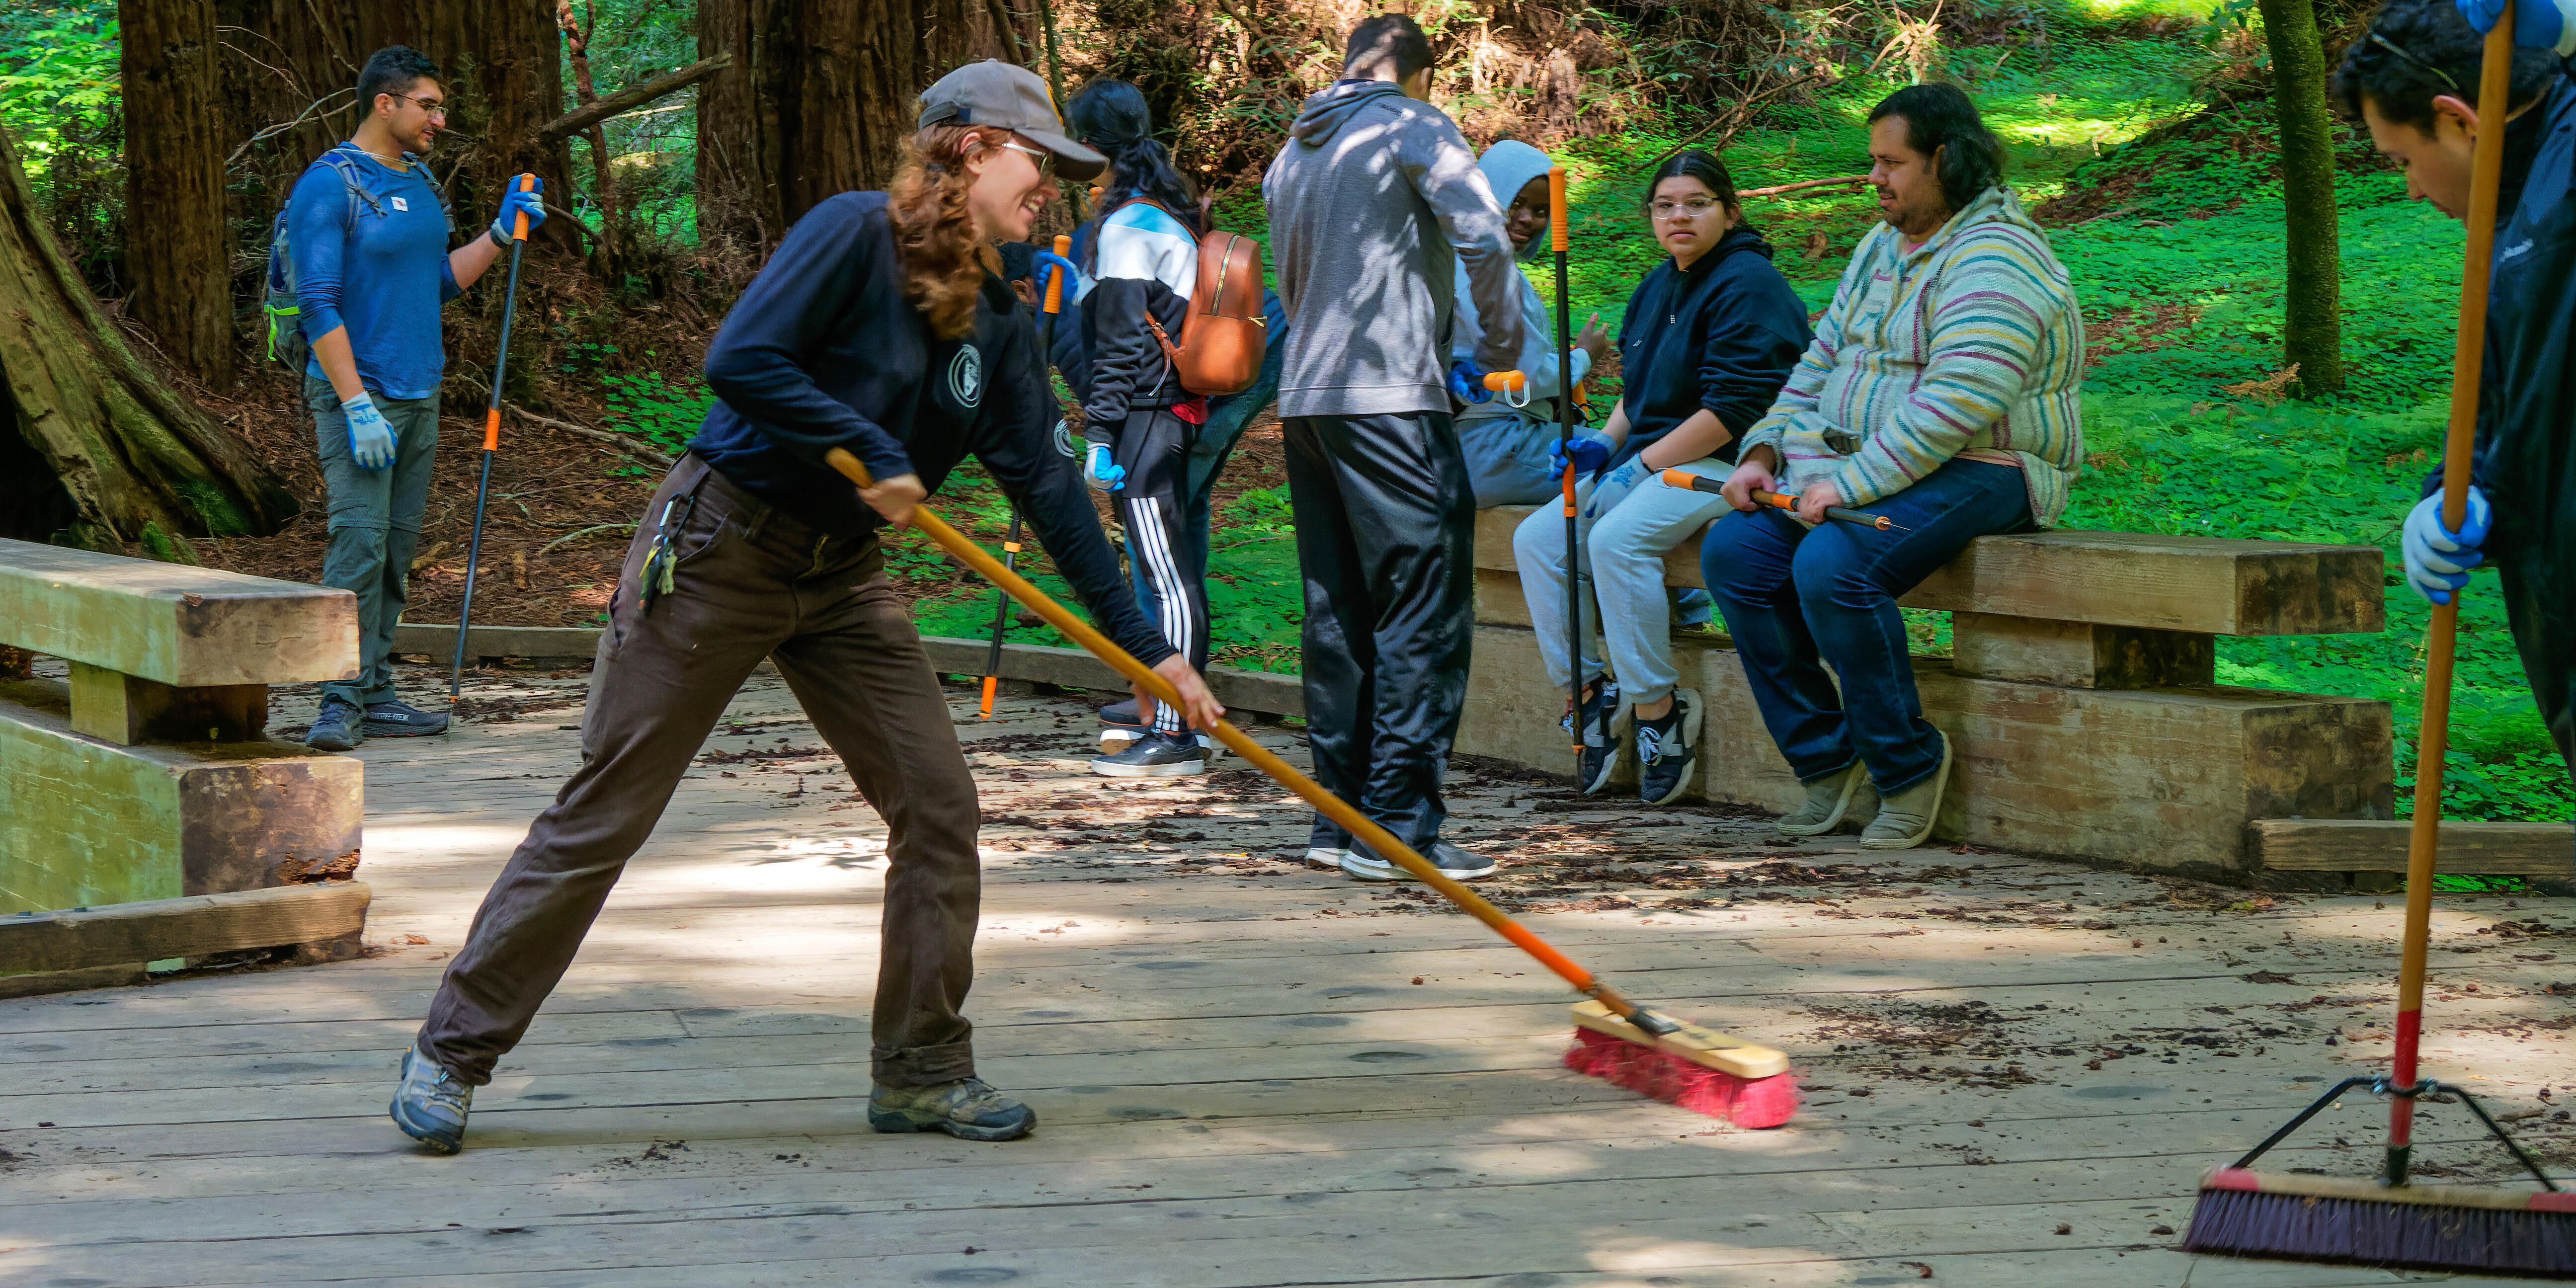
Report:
1341,838,1498,883
1088,729,1206,778
362,699,450,738
868,1077,1036,1141
389,1047,472,1154
1560,680,1623,794
306,697,363,752
1635,687,1703,806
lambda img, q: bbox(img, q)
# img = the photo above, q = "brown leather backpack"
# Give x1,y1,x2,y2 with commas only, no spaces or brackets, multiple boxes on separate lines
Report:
1120,197,1267,397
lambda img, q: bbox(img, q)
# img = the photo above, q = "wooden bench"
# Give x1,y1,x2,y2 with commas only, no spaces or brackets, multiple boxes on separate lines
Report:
0,539,371,994
1460,507,2406,881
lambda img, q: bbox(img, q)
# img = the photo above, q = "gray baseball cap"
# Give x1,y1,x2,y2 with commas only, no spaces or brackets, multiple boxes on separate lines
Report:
917,61,1107,182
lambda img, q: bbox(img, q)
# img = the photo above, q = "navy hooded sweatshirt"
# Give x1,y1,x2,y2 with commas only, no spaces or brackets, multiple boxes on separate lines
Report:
686,191,1173,667
1610,225,1813,470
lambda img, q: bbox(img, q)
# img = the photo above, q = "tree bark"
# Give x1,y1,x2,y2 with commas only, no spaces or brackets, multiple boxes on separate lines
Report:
2257,0,2346,395
556,0,622,279
0,129,296,553
695,0,981,250
119,0,235,387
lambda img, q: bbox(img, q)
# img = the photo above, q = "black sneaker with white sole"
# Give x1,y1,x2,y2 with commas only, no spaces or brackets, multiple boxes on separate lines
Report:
1560,680,1623,794
1634,687,1702,806
362,699,450,737
1339,838,1498,882
1088,729,1206,778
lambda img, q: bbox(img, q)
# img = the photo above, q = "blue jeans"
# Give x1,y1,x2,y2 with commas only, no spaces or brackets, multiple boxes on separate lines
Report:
1700,458,2034,794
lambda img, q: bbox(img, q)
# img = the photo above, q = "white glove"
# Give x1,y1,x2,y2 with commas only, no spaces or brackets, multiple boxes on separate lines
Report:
343,392,396,471
2402,487,2492,606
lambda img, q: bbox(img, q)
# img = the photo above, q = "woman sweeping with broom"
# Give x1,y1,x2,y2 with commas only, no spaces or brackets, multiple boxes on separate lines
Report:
386,60,1220,1154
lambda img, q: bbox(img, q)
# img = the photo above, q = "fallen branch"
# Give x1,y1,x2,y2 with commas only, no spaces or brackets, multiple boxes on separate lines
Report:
536,523,638,557
505,402,676,468
1740,173,1871,198
538,54,730,143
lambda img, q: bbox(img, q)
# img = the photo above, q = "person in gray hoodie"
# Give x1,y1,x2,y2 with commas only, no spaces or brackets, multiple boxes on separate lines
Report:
1449,139,1610,508
1265,13,1527,883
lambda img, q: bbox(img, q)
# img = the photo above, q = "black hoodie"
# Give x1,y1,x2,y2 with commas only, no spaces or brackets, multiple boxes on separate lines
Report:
1610,225,1813,470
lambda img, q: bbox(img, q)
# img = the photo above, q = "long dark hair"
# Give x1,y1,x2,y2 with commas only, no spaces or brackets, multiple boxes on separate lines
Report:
1867,83,2006,211
1066,78,1197,228
1643,149,1753,235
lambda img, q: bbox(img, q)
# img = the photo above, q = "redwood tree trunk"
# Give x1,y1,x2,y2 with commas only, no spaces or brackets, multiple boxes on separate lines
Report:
0,130,295,553
2258,0,2347,395
696,0,980,250
119,0,234,387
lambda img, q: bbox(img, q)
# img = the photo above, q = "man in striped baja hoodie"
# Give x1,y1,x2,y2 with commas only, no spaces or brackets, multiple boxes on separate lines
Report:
1701,82,2083,852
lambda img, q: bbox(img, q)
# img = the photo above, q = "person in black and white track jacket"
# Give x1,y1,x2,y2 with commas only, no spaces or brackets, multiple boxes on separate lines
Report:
1067,78,1216,779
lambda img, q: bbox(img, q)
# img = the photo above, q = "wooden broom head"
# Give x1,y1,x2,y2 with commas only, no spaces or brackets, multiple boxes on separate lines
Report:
1571,1000,1789,1079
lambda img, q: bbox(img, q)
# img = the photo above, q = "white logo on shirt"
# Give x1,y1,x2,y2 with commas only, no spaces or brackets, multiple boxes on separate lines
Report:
2500,239,2534,262
949,345,983,409
392,196,409,212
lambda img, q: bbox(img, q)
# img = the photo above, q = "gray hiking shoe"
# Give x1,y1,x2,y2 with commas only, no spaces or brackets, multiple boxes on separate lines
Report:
1341,838,1497,883
868,1077,1036,1141
1862,731,1954,850
1562,680,1623,794
1634,688,1702,807
362,699,450,737
1776,762,1867,836
306,697,363,752
1840,779,1882,835
390,1047,473,1154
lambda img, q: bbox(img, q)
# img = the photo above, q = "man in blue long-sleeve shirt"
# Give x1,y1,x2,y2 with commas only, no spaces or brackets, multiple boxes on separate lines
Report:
288,45,548,751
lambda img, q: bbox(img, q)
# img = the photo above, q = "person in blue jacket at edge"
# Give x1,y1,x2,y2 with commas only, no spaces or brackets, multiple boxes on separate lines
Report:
2356,0,2576,854
288,45,549,752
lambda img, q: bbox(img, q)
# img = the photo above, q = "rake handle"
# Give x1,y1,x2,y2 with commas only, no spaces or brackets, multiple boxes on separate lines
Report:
1656,469,1898,531
451,173,538,700
823,446,1620,1006
2389,11,2515,1182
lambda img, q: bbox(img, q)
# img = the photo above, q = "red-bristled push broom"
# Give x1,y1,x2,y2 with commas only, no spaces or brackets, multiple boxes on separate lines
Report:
2183,9,2576,1276
820,438,1797,1127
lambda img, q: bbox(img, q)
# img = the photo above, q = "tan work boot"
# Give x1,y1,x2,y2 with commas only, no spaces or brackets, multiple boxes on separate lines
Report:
1775,762,1867,836
1861,731,1953,850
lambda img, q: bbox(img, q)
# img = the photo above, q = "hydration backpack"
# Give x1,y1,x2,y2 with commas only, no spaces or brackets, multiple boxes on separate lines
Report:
1117,197,1267,398
260,146,450,372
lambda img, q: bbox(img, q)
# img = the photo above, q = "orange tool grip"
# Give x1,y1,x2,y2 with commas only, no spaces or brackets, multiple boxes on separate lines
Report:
510,172,533,242
1046,235,1070,314
1482,370,1526,392
979,674,998,719
1548,165,1568,253
1661,468,1719,494
482,406,500,452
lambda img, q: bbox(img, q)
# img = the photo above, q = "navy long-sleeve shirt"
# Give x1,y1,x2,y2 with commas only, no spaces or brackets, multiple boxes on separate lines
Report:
286,144,460,400
1611,226,1812,470
688,192,1174,667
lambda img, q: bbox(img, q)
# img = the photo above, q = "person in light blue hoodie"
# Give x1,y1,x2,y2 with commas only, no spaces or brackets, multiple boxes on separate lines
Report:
1449,140,1611,507
286,45,547,752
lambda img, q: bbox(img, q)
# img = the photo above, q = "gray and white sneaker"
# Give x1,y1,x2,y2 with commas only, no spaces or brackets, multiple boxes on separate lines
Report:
305,696,363,752
1634,687,1703,806
869,1077,1036,1141
390,1047,473,1154
1341,839,1498,883
362,699,450,737
1089,729,1206,778
1561,680,1624,794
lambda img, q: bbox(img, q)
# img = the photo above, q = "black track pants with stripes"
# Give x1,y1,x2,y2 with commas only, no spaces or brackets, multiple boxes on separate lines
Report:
1281,411,1474,851
1111,405,1210,733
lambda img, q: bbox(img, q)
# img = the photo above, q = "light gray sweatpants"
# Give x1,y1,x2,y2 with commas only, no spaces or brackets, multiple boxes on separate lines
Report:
1511,456,1731,707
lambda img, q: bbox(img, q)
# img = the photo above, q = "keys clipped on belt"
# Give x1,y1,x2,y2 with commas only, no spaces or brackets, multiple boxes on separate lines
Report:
637,492,699,610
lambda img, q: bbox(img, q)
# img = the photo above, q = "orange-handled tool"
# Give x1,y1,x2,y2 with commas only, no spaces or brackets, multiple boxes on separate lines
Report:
983,235,1077,717
452,173,540,699
823,445,1779,1075
1658,469,1906,532
1548,165,1581,761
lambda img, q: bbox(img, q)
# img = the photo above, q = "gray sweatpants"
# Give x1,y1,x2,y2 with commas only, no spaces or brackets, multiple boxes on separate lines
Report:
305,375,440,709
1511,456,1731,707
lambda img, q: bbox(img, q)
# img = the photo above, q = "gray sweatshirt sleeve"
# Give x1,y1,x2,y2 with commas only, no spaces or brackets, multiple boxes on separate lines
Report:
1402,114,1525,373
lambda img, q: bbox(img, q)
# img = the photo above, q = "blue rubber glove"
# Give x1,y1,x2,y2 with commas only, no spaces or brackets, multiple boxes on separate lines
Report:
2457,0,2576,52
1084,443,1126,492
342,392,396,471
1549,432,1615,482
2402,487,2493,606
1033,251,1085,306
1448,361,1493,405
488,175,547,245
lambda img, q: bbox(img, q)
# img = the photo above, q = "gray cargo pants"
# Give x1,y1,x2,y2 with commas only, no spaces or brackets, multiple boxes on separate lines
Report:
417,453,985,1088
306,375,440,709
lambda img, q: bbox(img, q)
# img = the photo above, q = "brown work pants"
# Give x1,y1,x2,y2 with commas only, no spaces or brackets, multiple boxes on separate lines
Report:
417,453,983,1088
